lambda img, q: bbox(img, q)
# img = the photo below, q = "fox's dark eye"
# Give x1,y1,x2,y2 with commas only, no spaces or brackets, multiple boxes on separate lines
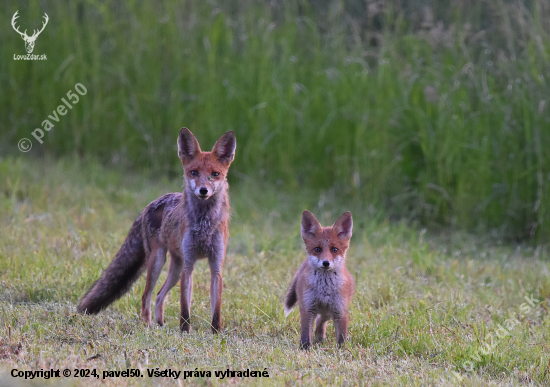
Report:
314,247,322,253
212,172,220,177
331,247,338,253
190,170,199,176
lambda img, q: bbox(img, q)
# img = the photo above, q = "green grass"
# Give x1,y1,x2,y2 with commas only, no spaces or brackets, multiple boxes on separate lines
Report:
1,0,549,241
0,157,549,385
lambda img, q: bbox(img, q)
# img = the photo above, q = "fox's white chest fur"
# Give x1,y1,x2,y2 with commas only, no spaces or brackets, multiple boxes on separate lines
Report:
305,267,345,318
181,190,227,260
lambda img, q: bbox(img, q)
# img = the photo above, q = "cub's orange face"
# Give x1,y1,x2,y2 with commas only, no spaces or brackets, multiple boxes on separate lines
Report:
301,210,353,271
177,128,236,200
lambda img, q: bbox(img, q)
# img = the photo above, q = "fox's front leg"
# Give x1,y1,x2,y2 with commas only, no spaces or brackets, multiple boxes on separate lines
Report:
208,233,226,333
208,261,223,333
179,262,194,332
180,233,196,333
334,313,349,347
299,311,316,350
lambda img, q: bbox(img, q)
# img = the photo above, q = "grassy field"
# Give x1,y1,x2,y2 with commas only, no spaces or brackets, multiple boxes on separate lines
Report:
1,0,549,241
0,157,549,386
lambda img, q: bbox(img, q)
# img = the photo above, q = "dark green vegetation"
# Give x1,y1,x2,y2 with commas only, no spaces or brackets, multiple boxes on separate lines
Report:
1,0,549,241
0,158,549,385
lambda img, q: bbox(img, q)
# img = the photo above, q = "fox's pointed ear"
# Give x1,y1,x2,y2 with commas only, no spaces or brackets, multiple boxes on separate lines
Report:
332,211,353,240
301,210,322,239
178,127,201,165
212,131,236,164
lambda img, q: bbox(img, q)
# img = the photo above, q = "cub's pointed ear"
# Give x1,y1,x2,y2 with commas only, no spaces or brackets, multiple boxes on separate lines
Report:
301,210,322,239
178,127,201,165
333,211,353,239
212,131,236,164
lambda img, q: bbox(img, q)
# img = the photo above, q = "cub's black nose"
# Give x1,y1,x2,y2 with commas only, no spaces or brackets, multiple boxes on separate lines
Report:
199,187,208,195
322,261,330,267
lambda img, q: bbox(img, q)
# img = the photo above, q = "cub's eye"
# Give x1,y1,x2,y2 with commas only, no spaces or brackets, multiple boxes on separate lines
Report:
314,247,322,253
331,247,338,253
190,170,199,176
212,172,220,177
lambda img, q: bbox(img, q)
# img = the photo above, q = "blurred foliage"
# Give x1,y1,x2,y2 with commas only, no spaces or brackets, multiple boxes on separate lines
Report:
1,0,549,241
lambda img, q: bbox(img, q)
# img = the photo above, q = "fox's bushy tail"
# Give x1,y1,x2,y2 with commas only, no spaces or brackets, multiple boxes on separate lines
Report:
77,216,146,314
284,275,298,317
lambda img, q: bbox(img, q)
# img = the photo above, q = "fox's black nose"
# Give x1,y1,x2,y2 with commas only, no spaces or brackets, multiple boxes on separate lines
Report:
199,187,208,195
322,261,330,267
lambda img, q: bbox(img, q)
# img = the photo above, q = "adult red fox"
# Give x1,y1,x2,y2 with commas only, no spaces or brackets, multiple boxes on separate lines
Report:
78,128,236,333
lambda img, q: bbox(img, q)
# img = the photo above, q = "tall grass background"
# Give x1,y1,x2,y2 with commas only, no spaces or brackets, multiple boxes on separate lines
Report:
1,0,549,241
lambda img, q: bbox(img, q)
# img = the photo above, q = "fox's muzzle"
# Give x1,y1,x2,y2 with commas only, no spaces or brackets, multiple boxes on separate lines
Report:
195,186,213,200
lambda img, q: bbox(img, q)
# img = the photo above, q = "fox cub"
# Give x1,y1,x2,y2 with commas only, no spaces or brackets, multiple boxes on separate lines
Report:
284,210,354,349
77,128,236,333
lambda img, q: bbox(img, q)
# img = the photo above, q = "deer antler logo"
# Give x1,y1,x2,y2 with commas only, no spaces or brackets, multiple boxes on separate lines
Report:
11,10,49,54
